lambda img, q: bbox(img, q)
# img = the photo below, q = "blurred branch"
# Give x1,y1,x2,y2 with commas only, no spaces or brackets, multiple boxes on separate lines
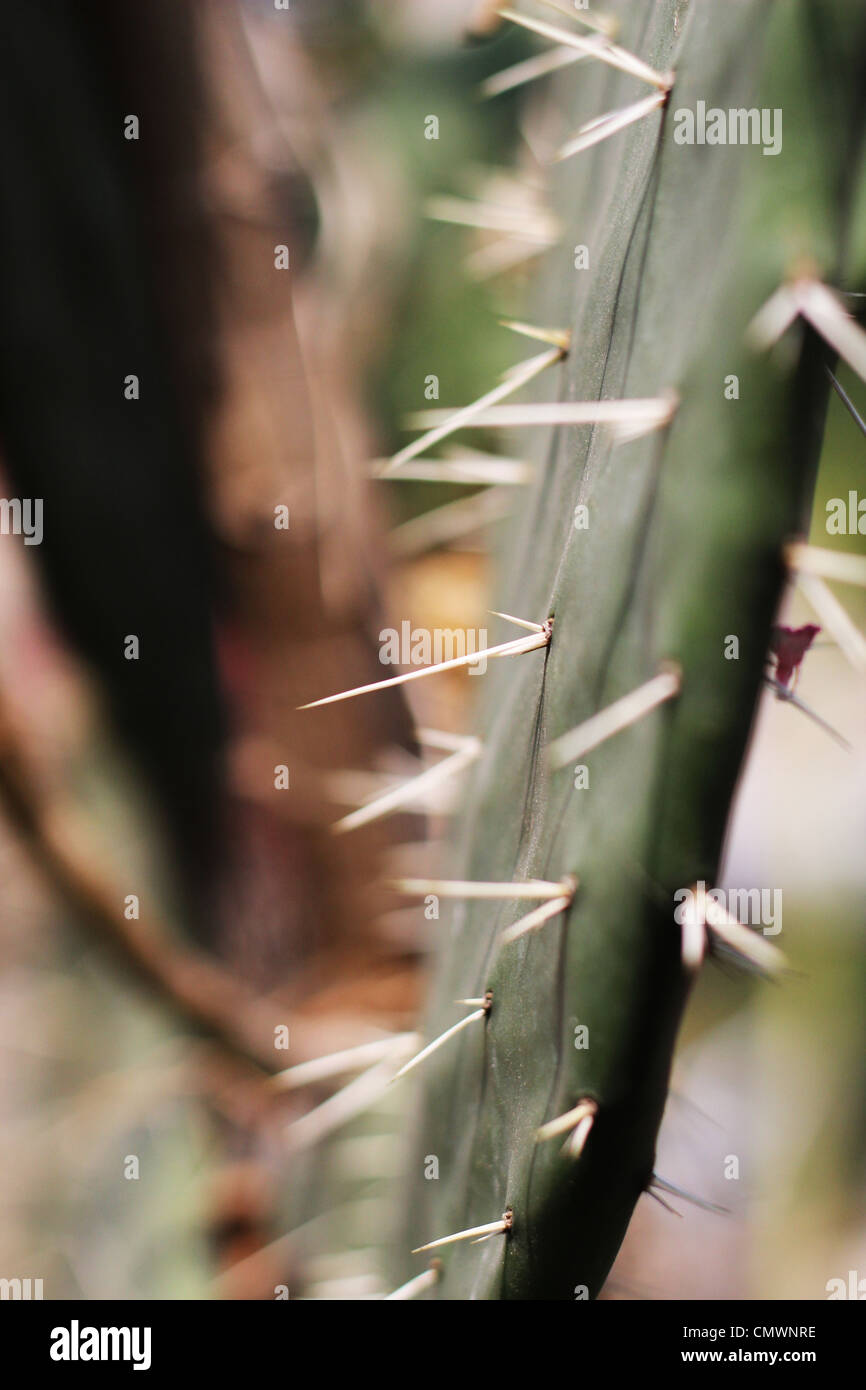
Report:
0,686,287,1076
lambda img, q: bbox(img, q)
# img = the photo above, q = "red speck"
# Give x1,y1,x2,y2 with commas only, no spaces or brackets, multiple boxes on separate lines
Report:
770,624,820,688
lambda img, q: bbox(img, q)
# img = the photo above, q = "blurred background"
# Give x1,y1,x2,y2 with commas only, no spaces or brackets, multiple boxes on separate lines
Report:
0,0,863,1300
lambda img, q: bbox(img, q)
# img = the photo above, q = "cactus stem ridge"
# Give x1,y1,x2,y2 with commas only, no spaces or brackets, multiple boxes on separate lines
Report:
412,1209,513,1254
537,1098,598,1145
331,737,482,835
763,676,852,751
549,666,681,769
794,572,866,674
384,1264,441,1300
298,628,549,710
391,1004,490,1083
270,1032,421,1091
650,1175,729,1217
392,875,572,900
825,365,866,438
786,542,866,589
385,346,564,473
497,9,673,92
555,91,668,163
498,319,572,351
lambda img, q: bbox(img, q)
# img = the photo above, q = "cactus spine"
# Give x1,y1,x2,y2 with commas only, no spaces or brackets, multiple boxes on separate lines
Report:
389,0,866,1299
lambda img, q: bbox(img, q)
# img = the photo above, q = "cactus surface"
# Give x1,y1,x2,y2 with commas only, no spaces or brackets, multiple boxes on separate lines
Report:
394,0,866,1299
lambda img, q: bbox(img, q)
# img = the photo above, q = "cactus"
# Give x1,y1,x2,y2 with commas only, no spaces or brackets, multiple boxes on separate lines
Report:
378,0,866,1299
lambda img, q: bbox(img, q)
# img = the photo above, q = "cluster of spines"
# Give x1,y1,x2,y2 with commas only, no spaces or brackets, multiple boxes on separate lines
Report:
292,2,866,1297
